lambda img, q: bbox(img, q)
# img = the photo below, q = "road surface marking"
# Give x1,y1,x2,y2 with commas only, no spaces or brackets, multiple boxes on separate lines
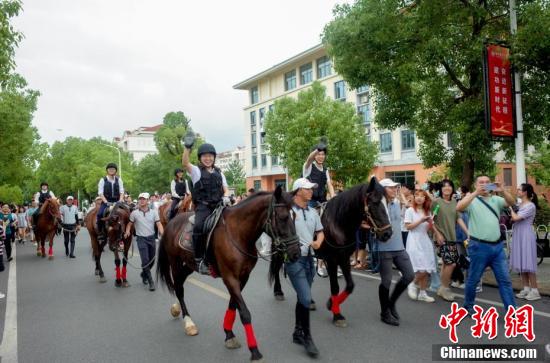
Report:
351,270,550,319
0,244,18,362
188,277,230,300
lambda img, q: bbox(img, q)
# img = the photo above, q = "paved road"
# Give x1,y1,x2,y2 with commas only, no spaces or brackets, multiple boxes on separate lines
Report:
1,230,549,363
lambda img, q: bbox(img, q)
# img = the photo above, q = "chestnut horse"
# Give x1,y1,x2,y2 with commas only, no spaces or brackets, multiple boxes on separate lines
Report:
85,203,133,284
158,195,192,227
34,198,61,259
157,186,300,362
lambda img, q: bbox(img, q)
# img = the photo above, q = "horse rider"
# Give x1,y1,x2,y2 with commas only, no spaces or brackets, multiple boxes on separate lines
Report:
182,131,230,275
97,163,125,241
287,178,324,358
60,196,80,258
32,182,56,226
303,138,335,208
169,168,190,220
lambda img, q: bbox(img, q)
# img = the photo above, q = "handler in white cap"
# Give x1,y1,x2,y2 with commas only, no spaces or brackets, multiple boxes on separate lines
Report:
125,192,163,291
60,196,80,258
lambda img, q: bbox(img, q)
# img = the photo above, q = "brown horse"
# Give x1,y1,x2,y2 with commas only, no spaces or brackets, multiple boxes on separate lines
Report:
158,195,193,228
157,186,300,362
85,203,133,284
35,198,61,259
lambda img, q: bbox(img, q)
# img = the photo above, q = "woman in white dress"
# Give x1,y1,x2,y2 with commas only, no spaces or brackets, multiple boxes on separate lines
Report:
405,190,436,303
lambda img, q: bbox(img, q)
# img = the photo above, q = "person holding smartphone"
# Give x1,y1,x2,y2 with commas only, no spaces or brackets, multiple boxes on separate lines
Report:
456,175,516,315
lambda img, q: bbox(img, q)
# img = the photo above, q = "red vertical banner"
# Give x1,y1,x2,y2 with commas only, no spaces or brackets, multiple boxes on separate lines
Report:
483,44,515,140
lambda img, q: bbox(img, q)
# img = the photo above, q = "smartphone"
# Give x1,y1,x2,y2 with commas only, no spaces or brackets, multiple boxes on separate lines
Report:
485,183,497,192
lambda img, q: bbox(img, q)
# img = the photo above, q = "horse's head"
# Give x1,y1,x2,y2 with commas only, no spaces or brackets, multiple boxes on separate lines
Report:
264,185,301,263
45,199,62,222
105,206,129,252
365,177,393,242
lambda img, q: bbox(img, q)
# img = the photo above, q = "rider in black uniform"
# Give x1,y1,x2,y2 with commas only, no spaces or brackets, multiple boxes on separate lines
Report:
182,132,229,275
169,168,189,220
32,182,56,226
303,140,334,208
97,163,125,240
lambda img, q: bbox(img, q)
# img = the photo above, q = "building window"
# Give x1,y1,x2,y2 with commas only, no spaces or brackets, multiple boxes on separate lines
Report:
503,168,513,186
254,180,261,191
250,86,259,105
252,155,258,169
250,111,256,126
380,133,392,153
300,63,313,85
401,130,415,150
357,104,370,125
275,179,287,190
261,154,267,168
259,108,265,122
268,104,274,113
271,156,279,166
260,133,266,145
251,133,257,147
385,171,415,187
317,56,332,78
357,85,369,94
284,69,297,91
334,81,346,101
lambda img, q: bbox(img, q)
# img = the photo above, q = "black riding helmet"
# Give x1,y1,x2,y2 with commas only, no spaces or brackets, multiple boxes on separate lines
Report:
106,162,118,171
40,182,48,188
174,168,184,176
197,143,217,159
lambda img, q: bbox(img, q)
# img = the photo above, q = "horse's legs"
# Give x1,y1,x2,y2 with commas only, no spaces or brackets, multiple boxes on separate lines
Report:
223,297,240,348
121,248,129,287
114,251,122,287
273,269,284,300
173,264,196,335
48,232,54,259
325,258,347,326
41,238,46,258
224,276,262,361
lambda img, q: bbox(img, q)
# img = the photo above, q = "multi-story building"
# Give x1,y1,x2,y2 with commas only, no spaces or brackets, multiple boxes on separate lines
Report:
216,146,246,172
114,125,161,162
234,44,541,192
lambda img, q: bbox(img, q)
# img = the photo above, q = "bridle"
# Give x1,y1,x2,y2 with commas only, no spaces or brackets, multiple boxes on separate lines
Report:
363,194,392,236
262,196,300,260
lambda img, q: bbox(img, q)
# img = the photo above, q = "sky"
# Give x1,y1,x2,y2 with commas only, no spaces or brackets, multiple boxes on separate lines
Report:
13,0,352,153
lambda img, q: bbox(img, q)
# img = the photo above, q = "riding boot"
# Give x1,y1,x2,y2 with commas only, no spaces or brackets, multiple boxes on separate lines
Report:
141,269,148,284
379,285,399,326
98,220,106,242
192,233,209,275
292,302,305,345
298,303,319,357
389,279,409,320
70,240,76,258
64,240,69,256
146,269,155,291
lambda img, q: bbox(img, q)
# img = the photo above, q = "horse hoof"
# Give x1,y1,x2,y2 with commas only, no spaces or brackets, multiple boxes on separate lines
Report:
122,280,130,288
41,254,46,258
95,270,100,276
274,294,285,301
250,356,264,362
184,324,199,336
99,276,107,283
170,304,181,318
224,337,241,349
48,255,54,260
115,279,122,288
333,318,348,328
37,251,42,257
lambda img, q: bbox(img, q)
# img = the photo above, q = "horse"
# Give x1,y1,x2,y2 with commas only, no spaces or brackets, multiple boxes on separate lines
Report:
157,186,300,362
34,198,61,259
158,195,193,228
85,203,132,284
271,177,392,327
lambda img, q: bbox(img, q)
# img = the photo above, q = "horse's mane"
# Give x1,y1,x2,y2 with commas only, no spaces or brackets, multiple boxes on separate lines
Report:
230,191,271,209
322,183,369,236
39,198,58,214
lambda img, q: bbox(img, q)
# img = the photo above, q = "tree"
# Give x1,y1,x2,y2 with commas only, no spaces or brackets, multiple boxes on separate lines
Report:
0,0,23,86
0,184,23,204
134,153,175,195
154,111,205,165
264,82,378,187
225,159,246,193
528,144,550,187
323,0,550,187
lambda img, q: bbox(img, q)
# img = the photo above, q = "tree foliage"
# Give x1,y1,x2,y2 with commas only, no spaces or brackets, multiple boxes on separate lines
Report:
0,0,23,86
134,153,174,195
323,0,550,187
264,82,378,187
224,159,246,191
528,144,550,187
0,184,23,204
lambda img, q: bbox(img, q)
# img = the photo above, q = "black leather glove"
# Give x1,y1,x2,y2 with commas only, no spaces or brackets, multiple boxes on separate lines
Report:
183,131,196,149
316,136,328,152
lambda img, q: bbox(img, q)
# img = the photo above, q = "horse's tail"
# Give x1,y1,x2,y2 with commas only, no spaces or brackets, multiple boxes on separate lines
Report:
157,232,175,294
268,253,284,286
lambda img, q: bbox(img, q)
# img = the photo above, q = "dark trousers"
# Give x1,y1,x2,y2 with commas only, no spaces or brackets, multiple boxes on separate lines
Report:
4,233,13,259
401,231,409,249
192,204,215,259
63,224,77,255
136,235,156,270
378,250,415,311
169,198,181,219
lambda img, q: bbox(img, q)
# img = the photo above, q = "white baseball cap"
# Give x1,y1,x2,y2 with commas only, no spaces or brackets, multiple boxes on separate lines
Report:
379,178,400,188
138,192,150,199
292,178,318,192
66,196,74,200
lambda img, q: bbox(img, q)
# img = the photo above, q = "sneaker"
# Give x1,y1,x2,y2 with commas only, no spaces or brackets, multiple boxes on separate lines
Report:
407,283,419,300
516,288,530,299
450,281,465,289
417,291,435,303
437,287,455,302
476,283,483,293
318,266,328,278
525,290,541,301
337,268,343,277
0,292,5,299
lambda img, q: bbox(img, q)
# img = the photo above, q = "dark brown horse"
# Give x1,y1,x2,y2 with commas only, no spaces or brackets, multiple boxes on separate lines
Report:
35,198,61,259
158,195,192,228
157,186,300,362
85,203,133,285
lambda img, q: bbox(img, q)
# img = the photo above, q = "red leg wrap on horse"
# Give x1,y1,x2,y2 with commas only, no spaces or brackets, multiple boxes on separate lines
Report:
337,291,350,304
121,266,127,280
223,309,236,331
48,246,53,256
115,266,121,280
243,323,258,349
331,295,341,315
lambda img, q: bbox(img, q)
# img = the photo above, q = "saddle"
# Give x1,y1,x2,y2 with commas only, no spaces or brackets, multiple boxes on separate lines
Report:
177,205,226,256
